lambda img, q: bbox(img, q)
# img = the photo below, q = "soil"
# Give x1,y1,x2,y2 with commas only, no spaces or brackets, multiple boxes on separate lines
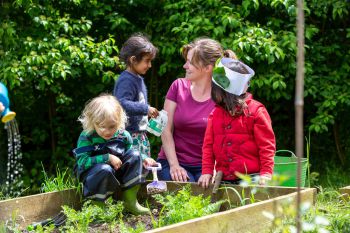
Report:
37,208,160,233
88,208,159,233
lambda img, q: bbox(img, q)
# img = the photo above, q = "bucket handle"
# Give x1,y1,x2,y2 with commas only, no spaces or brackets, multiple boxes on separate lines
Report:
275,150,296,158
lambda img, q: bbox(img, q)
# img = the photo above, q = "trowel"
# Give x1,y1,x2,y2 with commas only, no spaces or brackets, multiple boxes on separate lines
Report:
146,163,167,195
211,171,223,203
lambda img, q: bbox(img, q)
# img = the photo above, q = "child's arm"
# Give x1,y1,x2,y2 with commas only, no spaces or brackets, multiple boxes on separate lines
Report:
75,133,110,173
114,78,149,116
198,113,215,188
254,107,276,180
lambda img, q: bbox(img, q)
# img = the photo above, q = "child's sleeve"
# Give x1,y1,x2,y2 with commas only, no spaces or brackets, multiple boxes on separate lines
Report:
119,130,133,151
75,133,109,173
202,113,215,175
254,107,276,177
114,77,148,116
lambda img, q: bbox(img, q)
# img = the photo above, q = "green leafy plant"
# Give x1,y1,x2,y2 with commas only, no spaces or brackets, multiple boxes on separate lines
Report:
61,197,124,232
41,164,80,193
0,210,23,233
119,221,146,233
152,184,225,227
265,187,350,233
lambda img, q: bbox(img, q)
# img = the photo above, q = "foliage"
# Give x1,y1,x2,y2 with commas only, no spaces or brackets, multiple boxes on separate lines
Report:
41,165,80,193
266,188,350,233
0,0,350,192
152,184,225,227
61,198,124,232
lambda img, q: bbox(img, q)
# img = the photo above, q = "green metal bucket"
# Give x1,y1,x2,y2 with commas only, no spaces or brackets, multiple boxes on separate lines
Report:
273,150,308,187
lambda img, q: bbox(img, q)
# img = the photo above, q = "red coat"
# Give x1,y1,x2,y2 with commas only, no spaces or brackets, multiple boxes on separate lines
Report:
202,93,276,181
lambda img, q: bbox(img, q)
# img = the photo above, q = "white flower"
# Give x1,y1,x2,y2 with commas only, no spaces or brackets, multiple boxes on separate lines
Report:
315,216,330,226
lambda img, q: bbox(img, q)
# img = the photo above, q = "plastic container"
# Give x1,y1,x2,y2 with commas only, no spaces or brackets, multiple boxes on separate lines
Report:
0,82,16,123
273,150,308,187
147,110,168,136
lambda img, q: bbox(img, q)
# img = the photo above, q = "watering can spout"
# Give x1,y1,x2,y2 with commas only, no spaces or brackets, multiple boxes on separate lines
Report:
0,82,16,123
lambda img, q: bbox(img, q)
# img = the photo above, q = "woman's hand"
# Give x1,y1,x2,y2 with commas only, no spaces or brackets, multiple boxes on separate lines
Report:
143,157,157,168
109,154,123,170
170,164,189,182
198,174,213,188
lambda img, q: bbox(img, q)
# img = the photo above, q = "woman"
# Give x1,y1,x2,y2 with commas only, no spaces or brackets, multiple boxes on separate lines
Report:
157,38,237,182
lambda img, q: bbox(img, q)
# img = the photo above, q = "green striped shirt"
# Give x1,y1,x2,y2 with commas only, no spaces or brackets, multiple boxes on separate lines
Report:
75,129,133,173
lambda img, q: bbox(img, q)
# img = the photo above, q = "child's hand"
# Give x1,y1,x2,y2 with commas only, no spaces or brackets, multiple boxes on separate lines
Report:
258,175,271,185
0,102,4,114
198,174,213,189
143,157,157,168
148,107,159,118
109,154,122,170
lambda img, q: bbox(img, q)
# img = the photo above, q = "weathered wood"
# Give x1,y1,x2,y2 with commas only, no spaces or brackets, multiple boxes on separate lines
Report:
339,186,350,197
144,188,316,233
0,182,316,232
0,189,81,227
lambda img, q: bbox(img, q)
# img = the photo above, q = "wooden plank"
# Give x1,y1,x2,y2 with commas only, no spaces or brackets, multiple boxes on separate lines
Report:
0,189,81,228
339,186,350,197
0,182,315,232
144,188,316,233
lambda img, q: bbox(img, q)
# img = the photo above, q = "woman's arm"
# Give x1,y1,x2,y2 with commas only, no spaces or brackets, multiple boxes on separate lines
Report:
161,99,189,182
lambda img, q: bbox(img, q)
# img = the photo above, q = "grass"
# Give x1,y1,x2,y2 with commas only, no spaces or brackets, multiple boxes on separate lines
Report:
41,164,80,193
265,187,350,233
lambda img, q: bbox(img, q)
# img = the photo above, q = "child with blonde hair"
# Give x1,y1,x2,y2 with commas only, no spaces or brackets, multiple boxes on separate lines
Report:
73,94,156,215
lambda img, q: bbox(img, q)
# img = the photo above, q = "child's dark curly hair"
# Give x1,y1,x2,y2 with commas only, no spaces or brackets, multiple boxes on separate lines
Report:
119,33,158,66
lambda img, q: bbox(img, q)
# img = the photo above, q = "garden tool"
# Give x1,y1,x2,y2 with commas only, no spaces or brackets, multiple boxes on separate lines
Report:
211,171,223,203
146,162,167,195
0,82,16,123
27,211,67,230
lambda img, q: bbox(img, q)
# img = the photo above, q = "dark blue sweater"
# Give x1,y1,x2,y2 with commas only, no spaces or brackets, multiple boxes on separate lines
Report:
113,70,149,133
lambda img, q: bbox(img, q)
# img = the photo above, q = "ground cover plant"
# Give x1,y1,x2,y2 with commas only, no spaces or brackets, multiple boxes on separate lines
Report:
6,184,224,233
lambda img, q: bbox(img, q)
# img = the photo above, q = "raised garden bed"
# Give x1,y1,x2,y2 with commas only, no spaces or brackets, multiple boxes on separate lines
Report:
339,186,350,197
0,182,316,232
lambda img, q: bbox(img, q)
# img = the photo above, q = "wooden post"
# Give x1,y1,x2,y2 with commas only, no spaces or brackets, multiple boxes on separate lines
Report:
295,0,305,232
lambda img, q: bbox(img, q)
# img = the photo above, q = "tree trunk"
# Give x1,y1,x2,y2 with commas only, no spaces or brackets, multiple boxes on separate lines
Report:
333,123,346,166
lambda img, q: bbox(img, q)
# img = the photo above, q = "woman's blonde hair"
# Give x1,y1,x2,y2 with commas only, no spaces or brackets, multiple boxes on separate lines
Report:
78,94,127,134
182,38,237,68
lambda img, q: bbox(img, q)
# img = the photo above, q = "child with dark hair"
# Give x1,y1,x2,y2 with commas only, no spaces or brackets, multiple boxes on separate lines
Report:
114,34,159,163
198,58,276,187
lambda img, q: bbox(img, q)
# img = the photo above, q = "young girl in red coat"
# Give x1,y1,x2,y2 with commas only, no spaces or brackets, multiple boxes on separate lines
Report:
198,57,276,187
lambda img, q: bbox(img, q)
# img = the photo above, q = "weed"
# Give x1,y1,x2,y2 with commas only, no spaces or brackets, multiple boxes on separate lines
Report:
152,184,225,227
60,197,124,232
41,164,79,193
0,210,24,233
119,221,146,233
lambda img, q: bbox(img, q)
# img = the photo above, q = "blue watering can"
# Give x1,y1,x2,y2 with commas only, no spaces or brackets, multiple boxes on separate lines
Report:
0,82,16,123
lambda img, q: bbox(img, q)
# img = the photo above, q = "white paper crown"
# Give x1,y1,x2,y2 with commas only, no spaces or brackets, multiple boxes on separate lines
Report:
212,57,255,95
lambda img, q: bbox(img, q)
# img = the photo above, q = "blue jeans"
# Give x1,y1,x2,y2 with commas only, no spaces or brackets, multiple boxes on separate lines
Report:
157,159,202,182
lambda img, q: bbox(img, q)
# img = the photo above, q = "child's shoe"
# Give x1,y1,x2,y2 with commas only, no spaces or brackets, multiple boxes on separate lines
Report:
122,184,150,215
